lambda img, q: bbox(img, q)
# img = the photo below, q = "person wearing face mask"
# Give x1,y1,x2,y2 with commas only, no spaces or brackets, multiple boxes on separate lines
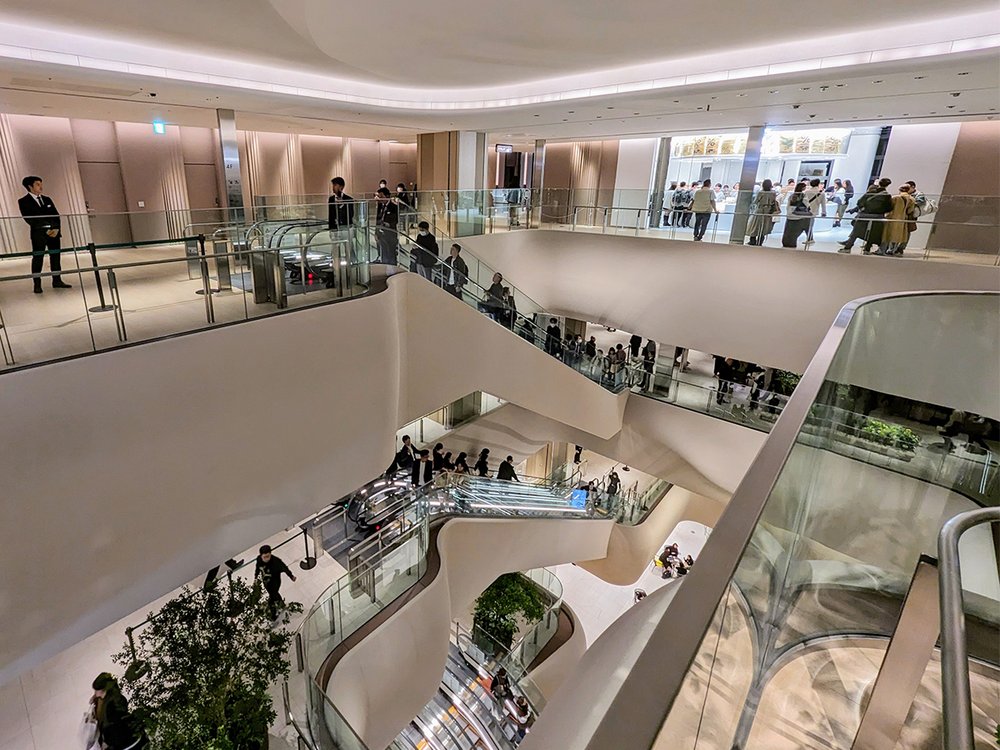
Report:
374,187,399,265
413,221,439,282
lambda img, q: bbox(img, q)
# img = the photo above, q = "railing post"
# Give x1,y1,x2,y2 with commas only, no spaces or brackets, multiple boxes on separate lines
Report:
197,234,216,323
294,631,305,672
938,508,999,750
86,242,115,313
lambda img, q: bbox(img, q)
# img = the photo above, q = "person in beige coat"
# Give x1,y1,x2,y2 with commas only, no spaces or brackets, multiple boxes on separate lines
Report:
880,185,917,255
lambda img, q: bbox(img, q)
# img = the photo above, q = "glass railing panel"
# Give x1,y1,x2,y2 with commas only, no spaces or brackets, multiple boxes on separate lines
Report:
646,292,998,750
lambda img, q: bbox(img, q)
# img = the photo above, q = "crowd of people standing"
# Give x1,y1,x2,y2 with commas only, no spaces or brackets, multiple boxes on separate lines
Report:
662,175,935,254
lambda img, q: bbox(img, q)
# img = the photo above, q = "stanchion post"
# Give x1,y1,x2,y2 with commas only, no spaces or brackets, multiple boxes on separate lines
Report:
87,242,115,313
299,527,317,570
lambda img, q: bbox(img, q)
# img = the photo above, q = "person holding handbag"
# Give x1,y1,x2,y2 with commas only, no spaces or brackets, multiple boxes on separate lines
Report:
90,673,148,749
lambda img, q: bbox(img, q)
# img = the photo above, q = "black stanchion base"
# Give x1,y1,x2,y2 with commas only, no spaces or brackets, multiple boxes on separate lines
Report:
195,288,222,295
299,557,317,571
88,305,117,313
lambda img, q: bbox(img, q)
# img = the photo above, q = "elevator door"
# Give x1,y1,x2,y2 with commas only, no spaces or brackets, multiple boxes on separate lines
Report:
78,162,132,245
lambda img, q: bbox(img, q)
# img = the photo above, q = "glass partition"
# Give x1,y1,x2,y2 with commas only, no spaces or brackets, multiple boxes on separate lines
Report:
646,292,999,750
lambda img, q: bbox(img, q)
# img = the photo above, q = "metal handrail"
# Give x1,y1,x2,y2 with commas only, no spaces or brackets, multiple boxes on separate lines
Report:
937,507,1000,750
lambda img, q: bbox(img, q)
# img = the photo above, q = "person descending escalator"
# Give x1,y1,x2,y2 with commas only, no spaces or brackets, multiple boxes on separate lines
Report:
475,448,491,477
411,449,433,487
413,221,439,282
497,456,519,482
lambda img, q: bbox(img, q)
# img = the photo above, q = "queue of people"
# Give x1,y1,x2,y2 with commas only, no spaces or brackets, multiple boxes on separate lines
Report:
388,434,520,487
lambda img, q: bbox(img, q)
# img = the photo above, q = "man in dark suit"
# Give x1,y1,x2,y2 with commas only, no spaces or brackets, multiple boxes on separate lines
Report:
18,176,71,293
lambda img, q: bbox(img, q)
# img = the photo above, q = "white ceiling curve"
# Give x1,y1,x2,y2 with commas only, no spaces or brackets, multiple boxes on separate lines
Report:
0,2,997,110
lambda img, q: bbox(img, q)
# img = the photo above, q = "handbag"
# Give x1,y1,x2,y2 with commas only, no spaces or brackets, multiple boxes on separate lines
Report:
791,195,812,216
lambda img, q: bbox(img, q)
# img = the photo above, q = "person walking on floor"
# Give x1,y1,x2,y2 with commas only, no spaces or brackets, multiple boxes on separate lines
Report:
18,175,72,293
746,179,780,246
497,455,519,481
254,544,296,621
411,449,433,486
690,180,718,241
838,178,893,254
89,673,148,750
802,178,828,244
671,182,693,228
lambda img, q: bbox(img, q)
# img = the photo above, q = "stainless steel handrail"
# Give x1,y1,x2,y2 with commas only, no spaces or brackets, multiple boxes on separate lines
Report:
937,507,1000,750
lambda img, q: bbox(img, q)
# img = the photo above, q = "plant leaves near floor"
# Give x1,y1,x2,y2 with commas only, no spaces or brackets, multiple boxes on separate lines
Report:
472,573,547,651
113,576,303,750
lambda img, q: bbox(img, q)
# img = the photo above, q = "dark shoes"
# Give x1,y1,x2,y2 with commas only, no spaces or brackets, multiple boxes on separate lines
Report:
33,285,42,294
53,280,72,289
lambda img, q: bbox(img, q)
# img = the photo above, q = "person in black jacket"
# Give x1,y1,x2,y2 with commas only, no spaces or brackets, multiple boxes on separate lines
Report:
628,333,642,359
443,244,469,299
480,272,505,319
255,545,296,621
387,434,416,476
432,443,445,473
18,176,71,293
497,456,519,481
91,673,148,750
474,448,491,477
838,178,893,254
374,187,399,265
411,449,433,486
413,221,439,282
327,177,354,231
545,318,562,357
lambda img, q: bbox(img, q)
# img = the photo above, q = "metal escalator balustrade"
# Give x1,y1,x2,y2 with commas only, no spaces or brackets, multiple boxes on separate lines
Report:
287,468,636,750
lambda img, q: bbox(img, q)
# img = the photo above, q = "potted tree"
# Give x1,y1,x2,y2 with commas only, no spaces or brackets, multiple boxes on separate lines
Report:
114,576,302,750
472,573,546,652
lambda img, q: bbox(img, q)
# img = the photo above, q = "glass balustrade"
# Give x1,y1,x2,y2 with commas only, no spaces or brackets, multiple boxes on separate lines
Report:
633,292,1000,750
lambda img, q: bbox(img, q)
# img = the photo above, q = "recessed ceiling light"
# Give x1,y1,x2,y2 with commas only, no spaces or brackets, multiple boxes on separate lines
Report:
633,112,640,115
596,115,602,118
957,71,970,75
562,118,567,122
769,90,779,94
710,96,718,100
913,75,926,80
947,105,956,109
902,113,910,116
533,114,540,117
930,111,937,114
673,99,679,103
606,106,615,110
872,80,884,84
567,110,575,113
736,93,746,97
800,86,811,91
960,109,967,113
835,83,847,88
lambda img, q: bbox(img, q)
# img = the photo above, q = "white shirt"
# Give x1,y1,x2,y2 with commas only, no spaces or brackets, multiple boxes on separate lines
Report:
802,186,827,216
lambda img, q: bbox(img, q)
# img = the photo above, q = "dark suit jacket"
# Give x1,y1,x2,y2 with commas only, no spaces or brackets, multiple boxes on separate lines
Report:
18,193,61,232
328,193,355,230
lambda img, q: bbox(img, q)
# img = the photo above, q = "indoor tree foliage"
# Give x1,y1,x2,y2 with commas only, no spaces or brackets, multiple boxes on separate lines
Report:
472,573,546,650
113,576,302,750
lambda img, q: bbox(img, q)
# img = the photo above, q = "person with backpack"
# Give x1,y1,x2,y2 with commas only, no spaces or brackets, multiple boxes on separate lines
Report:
838,178,893,254
781,182,812,248
671,182,692,228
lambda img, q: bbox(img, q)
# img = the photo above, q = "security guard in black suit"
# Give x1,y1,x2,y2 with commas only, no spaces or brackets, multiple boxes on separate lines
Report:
17,175,71,293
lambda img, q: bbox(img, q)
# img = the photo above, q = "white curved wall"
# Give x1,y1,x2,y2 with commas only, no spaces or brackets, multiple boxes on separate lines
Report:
0,274,626,683
463,231,1000,373
329,516,615,750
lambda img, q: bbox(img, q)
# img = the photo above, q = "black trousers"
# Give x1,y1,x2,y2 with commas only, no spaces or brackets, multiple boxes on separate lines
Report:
30,230,63,284
693,212,711,240
781,217,810,247
444,283,463,299
265,587,284,620
681,210,692,228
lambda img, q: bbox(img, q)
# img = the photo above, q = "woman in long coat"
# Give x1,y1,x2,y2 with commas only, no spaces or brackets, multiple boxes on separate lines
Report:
746,179,780,245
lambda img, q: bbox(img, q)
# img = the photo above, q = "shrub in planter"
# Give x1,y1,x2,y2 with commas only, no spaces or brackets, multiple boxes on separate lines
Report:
860,418,920,452
472,573,546,651
772,370,801,397
114,576,302,750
